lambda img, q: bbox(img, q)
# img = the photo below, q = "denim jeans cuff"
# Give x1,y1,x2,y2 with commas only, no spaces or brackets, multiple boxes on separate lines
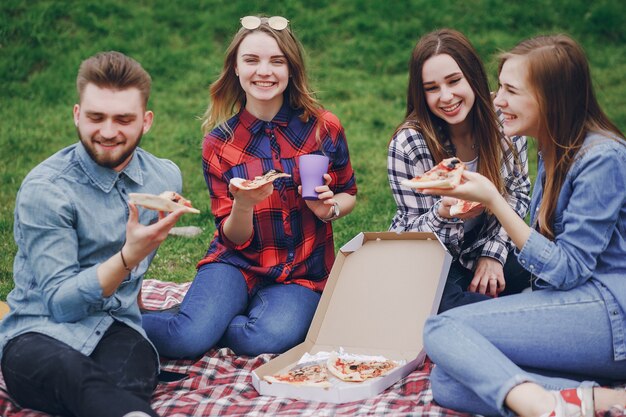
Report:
497,374,537,417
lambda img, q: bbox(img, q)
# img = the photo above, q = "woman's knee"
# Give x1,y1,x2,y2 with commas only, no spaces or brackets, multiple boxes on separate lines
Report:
423,314,451,340
226,313,310,356
429,365,452,407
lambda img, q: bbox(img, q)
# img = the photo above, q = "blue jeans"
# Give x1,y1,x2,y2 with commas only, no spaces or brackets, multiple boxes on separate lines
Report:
142,263,321,358
1,322,159,417
423,283,626,416
439,253,530,313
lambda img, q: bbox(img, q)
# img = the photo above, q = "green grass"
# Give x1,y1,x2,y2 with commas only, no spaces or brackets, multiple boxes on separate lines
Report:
1,0,625,298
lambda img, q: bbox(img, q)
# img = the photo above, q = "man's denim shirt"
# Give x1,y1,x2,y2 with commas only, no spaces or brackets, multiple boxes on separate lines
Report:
517,132,626,360
0,142,182,361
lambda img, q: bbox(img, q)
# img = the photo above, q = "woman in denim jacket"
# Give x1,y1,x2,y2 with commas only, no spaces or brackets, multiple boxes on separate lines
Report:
423,35,626,416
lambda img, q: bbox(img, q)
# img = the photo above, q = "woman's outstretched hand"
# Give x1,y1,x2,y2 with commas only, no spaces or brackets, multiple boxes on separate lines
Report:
424,171,499,208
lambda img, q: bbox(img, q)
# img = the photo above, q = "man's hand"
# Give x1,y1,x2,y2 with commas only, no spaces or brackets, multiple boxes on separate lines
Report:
121,203,187,268
98,202,186,297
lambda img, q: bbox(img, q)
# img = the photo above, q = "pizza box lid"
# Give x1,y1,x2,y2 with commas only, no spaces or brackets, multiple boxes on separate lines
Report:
252,231,452,403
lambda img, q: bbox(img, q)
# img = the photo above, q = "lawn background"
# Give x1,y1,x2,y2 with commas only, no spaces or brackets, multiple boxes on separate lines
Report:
1,0,625,298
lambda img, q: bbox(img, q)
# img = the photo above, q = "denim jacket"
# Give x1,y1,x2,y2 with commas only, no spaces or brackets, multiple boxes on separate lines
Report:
517,132,626,360
0,142,182,361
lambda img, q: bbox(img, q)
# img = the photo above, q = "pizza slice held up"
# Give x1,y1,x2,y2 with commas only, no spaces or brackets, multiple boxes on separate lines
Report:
230,169,291,191
400,157,464,189
128,191,200,214
401,157,481,215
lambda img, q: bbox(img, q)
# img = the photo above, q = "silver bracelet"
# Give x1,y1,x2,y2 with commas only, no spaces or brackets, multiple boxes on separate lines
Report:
320,201,341,223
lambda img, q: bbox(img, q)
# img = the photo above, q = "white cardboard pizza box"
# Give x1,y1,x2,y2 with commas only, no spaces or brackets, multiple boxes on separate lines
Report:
252,231,452,403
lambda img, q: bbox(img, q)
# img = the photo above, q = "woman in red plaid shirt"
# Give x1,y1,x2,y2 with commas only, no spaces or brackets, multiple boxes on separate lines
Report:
142,16,357,358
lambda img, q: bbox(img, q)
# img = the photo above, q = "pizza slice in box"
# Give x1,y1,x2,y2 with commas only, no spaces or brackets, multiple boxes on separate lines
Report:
128,191,200,214
230,169,291,191
401,157,464,189
326,353,398,383
263,363,332,388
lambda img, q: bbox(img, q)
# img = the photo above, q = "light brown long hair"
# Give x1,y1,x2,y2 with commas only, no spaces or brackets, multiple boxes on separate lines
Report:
500,34,625,239
395,28,509,194
201,17,323,136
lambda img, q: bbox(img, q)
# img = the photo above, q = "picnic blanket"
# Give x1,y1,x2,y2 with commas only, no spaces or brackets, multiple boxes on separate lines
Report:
0,279,473,417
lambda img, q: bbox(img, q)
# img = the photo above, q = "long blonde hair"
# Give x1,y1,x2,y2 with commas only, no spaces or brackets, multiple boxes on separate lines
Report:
500,34,625,239
201,17,323,136
395,29,510,194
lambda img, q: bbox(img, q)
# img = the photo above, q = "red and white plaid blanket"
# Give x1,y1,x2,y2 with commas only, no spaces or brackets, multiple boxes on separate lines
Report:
0,279,473,417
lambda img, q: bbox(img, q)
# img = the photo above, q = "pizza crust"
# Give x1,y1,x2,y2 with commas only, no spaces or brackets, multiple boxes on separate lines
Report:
128,192,200,214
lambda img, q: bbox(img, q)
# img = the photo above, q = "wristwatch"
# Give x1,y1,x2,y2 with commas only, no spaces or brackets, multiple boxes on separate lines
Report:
320,202,341,223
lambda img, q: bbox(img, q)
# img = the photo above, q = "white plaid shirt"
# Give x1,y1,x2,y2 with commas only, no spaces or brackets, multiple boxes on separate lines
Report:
387,129,530,270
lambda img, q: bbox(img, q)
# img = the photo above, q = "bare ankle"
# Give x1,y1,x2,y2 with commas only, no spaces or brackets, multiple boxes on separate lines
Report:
593,387,626,415
505,382,555,417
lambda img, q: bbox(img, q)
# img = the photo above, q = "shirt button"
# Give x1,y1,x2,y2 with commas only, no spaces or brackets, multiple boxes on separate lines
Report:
521,260,526,265
96,330,101,335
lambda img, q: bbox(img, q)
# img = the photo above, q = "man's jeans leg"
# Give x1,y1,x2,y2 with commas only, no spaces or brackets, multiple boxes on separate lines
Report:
1,323,159,417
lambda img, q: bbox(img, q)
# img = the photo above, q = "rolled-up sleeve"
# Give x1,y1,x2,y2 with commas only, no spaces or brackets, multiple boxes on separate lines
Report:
519,145,625,289
480,135,531,264
387,128,463,253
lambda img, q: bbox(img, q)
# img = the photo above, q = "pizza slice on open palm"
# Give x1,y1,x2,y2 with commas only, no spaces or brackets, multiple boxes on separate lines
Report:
230,170,291,191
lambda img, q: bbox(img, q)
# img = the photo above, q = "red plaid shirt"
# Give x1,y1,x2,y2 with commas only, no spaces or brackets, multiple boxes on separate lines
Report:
198,103,357,292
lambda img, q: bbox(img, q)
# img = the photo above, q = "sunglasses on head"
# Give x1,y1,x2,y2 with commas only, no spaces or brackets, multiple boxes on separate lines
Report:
240,16,289,31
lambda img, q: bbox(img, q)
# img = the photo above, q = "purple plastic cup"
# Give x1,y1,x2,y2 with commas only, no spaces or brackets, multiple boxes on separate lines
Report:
299,154,329,200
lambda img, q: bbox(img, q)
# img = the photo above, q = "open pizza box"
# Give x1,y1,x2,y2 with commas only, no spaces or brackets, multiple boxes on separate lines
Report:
252,231,452,403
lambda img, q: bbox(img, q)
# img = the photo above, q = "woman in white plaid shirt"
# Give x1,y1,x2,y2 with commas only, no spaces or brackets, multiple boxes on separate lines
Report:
387,29,531,312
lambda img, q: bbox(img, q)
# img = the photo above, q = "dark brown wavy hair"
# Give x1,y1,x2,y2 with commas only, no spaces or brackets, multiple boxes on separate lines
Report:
395,28,510,194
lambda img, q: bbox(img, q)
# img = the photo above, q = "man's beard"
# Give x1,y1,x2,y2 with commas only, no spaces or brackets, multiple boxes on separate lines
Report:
77,128,143,170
